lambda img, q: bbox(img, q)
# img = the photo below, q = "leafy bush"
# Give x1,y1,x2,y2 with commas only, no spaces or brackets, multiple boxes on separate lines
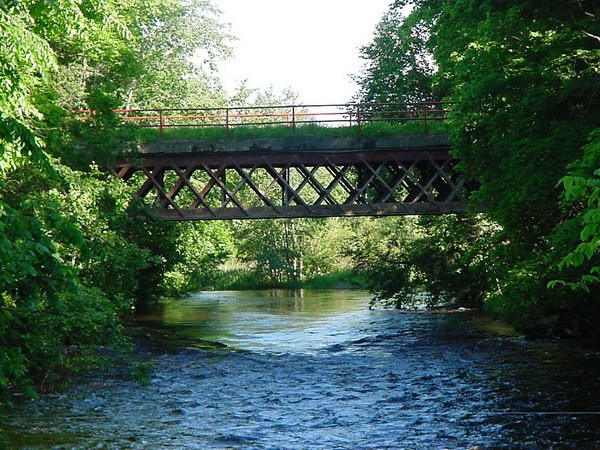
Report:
348,216,497,309
551,130,600,291
1,286,132,402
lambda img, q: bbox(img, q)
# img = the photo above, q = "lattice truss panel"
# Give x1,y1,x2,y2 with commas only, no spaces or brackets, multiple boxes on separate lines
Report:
116,150,471,220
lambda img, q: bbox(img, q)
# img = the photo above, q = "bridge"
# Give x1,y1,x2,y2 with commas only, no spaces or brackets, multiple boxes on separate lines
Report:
90,102,472,220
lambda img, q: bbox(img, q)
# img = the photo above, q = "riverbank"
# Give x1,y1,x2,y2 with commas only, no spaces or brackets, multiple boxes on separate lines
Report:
212,269,368,291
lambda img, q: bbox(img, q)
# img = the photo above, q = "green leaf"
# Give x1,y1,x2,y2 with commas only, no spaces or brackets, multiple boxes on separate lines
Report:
580,223,598,242
547,279,565,289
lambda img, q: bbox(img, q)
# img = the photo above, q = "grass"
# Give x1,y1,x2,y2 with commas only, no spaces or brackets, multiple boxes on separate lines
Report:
135,120,449,143
211,268,368,291
302,271,369,290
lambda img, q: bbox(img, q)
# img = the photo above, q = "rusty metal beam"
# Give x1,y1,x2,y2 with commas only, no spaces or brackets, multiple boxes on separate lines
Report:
154,203,470,221
115,135,472,221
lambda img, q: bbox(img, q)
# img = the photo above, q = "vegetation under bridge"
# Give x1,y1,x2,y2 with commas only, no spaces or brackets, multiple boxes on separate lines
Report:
97,102,473,220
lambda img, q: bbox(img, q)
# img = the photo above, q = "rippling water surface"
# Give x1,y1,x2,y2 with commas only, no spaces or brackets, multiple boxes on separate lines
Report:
5,289,600,449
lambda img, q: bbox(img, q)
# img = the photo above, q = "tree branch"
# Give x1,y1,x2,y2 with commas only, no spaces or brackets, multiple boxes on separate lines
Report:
582,30,600,43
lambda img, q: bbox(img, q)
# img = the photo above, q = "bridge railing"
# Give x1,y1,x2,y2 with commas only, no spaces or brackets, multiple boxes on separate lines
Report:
71,101,452,139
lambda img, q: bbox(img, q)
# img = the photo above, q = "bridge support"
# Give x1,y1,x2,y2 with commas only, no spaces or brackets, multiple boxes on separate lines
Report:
116,135,471,220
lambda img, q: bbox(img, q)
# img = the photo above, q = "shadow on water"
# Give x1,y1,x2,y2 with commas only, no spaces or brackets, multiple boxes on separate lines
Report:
4,289,600,449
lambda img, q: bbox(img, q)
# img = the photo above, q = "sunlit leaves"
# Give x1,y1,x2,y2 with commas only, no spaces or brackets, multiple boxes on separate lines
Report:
553,131,600,290
0,0,133,400
355,3,439,103
161,221,233,295
0,8,56,171
111,0,233,109
0,196,81,305
0,0,239,403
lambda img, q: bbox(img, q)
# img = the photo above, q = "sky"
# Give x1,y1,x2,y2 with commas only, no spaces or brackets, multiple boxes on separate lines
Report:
212,0,393,105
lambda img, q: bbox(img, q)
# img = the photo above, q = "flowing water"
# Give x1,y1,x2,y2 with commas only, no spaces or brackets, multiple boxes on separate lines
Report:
4,289,600,449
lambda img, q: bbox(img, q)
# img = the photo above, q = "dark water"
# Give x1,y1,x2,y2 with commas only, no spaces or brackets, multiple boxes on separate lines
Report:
5,289,600,449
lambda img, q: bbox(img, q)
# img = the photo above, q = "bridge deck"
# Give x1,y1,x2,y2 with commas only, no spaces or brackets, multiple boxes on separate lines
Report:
116,134,471,221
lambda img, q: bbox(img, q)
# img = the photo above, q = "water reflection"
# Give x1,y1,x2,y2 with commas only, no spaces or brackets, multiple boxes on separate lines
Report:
133,290,371,353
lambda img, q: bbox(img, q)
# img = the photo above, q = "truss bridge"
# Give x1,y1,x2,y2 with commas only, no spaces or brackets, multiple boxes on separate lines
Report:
106,102,473,220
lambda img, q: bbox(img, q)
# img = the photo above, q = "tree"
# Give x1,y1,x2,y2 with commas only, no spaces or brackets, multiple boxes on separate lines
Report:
43,0,232,111
432,0,600,319
0,0,131,400
353,0,600,322
161,221,234,295
1,4,58,170
354,2,440,104
232,219,306,285
0,0,237,400
119,0,233,109
348,216,497,309
229,217,355,287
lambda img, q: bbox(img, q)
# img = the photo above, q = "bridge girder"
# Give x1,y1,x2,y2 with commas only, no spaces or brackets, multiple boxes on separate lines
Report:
115,136,472,220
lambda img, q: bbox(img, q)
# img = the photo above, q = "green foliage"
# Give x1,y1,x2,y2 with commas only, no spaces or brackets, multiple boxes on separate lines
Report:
355,2,441,103
0,193,83,308
232,220,305,285
229,83,299,109
15,287,131,383
302,271,368,290
348,215,497,308
436,1,600,238
0,158,138,401
228,218,356,287
160,221,234,296
119,0,233,109
355,0,600,322
59,98,140,171
40,0,233,111
0,425,8,449
41,164,154,305
0,0,236,404
0,5,57,173
345,217,414,307
0,286,131,399
551,129,600,291
135,120,447,142
212,264,263,290
0,0,91,403
129,360,154,386
433,0,600,317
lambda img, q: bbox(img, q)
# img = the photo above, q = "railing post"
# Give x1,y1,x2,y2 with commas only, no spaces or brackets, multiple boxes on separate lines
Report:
292,105,296,134
159,110,164,140
225,108,230,138
356,104,362,136
423,103,428,134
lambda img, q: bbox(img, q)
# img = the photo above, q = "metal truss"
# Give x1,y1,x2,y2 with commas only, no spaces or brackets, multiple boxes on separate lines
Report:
115,145,471,220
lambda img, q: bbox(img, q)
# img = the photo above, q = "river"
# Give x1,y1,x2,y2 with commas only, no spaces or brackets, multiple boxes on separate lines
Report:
4,289,600,449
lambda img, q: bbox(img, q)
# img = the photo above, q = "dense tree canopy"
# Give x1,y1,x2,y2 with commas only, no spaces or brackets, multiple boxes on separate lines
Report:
0,0,234,401
355,0,600,325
